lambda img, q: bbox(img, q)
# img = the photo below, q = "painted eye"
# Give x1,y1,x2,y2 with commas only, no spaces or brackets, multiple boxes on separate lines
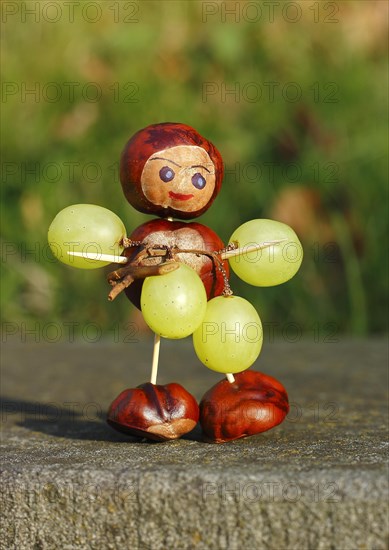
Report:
191,173,206,190
159,166,175,182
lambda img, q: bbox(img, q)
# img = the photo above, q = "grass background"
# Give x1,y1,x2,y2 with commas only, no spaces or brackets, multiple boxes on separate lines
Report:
1,0,388,340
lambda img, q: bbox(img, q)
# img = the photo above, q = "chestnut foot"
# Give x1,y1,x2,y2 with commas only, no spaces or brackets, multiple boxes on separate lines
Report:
199,370,289,443
107,382,199,441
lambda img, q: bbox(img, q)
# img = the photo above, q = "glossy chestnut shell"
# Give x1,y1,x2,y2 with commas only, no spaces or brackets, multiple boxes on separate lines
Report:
120,122,224,219
107,382,199,441
124,218,230,309
199,370,289,443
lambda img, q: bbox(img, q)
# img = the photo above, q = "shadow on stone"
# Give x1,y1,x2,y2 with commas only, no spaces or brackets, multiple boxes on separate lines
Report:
1,396,138,443
1,396,204,443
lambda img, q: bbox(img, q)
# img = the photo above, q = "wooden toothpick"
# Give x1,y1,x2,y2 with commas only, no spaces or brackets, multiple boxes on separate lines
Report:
150,333,161,385
67,251,128,264
67,239,286,266
226,373,235,383
220,239,287,260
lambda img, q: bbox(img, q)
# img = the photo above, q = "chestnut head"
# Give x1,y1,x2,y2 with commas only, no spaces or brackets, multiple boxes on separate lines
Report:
120,122,224,220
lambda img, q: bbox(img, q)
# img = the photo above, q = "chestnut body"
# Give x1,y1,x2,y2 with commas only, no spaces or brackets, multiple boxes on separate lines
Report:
124,218,230,308
107,382,199,441
200,370,289,443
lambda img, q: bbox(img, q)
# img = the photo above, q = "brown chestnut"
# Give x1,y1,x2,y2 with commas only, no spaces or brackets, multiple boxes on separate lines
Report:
107,382,199,441
199,370,289,443
120,122,224,220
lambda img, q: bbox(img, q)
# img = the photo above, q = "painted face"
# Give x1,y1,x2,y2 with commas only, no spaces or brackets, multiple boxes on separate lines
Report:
140,146,216,214
120,122,224,219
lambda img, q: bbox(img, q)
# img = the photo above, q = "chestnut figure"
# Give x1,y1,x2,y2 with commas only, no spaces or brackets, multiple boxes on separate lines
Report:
107,382,199,441
199,370,289,443
120,122,224,220
124,218,230,309
47,120,300,445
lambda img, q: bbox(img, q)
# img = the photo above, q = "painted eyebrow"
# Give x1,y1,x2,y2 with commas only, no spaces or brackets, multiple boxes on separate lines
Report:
190,164,211,173
149,157,181,168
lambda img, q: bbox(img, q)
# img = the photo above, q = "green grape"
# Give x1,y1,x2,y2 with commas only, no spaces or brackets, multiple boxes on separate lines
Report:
229,219,303,286
192,296,262,373
141,263,207,339
48,204,126,269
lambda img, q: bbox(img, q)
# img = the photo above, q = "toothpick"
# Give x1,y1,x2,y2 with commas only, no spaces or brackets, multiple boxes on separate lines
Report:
67,251,128,264
150,333,161,385
221,239,287,260
226,373,235,383
66,240,286,264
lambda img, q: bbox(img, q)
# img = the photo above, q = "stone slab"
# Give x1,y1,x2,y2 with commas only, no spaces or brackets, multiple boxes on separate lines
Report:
1,338,388,549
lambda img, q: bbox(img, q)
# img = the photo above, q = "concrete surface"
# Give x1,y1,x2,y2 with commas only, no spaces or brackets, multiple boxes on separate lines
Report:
1,337,388,550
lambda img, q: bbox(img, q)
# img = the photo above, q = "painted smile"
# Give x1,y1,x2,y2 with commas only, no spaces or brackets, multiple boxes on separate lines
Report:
169,191,194,201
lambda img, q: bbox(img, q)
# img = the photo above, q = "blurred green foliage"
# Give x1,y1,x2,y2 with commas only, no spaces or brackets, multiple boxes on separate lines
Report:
1,1,388,337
